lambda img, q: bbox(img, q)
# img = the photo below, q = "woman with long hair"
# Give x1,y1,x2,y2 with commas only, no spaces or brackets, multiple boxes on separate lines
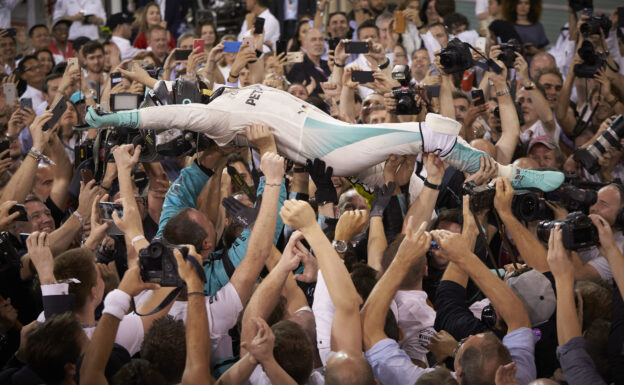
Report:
288,17,312,52
132,2,176,50
195,20,219,53
502,0,548,56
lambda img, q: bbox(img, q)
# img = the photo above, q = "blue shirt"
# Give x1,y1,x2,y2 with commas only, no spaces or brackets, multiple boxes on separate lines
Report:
365,327,537,385
157,162,287,296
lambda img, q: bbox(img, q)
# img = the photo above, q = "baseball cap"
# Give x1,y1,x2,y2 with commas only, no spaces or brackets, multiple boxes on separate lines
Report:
52,18,72,29
528,135,557,154
505,269,556,326
106,13,134,31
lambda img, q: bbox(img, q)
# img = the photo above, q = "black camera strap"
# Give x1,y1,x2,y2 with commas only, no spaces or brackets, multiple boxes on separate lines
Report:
471,211,503,278
463,42,504,75
130,251,207,317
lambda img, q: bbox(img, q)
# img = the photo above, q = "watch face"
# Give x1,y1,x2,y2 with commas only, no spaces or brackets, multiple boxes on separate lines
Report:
333,240,347,253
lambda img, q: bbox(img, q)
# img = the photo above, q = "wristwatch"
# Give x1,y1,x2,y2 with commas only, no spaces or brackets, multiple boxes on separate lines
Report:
378,59,390,70
332,240,348,254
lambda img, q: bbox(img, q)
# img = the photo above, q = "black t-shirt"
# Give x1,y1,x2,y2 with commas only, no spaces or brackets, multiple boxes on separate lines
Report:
45,196,66,229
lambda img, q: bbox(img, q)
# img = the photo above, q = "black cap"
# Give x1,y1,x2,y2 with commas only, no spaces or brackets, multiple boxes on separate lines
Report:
52,18,72,29
106,13,134,30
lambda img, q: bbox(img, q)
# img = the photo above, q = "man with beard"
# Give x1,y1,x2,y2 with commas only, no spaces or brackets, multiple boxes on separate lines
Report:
81,41,106,92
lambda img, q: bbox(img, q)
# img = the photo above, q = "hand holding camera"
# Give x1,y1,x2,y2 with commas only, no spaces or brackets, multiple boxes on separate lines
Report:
589,214,618,254
119,266,161,297
546,226,574,282
493,177,514,216
172,245,204,290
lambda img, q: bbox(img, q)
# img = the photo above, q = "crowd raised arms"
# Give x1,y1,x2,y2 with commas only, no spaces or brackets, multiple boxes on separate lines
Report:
0,0,623,384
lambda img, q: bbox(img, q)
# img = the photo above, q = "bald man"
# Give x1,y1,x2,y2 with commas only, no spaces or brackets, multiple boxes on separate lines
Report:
470,138,496,158
529,52,556,79
325,351,375,385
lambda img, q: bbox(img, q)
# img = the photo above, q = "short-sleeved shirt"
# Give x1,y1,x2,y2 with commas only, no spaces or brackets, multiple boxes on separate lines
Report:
168,282,243,366
392,290,436,364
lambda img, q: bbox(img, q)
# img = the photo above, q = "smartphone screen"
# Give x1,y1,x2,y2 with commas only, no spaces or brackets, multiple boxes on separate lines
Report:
351,70,375,83
471,89,485,106
254,17,265,34
276,40,288,56
223,41,242,53
98,202,123,221
3,83,16,105
68,57,78,69
174,49,192,60
286,52,304,63
475,37,487,52
20,98,33,110
193,39,204,53
42,95,68,131
344,41,369,54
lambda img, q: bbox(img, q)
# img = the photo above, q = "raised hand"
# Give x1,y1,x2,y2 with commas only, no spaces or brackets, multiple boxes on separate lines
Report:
118,266,160,297
172,245,205,289
112,144,141,173
245,123,277,154
279,200,317,232
0,201,20,231
370,182,395,217
260,152,285,184
546,226,574,282
306,158,337,204
26,232,55,285
395,218,431,263
277,231,304,273
242,317,276,365
335,209,369,242
493,177,514,216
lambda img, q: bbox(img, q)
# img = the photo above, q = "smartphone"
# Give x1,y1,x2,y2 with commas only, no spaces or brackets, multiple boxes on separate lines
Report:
193,39,204,54
19,233,30,243
393,10,406,34
9,204,28,222
98,202,123,221
81,169,93,183
223,41,242,53
327,37,340,51
424,84,441,98
174,49,192,60
111,93,141,111
42,95,68,131
0,140,9,159
276,40,288,56
344,41,369,54
68,57,78,69
351,70,375,83
110,72,122,86
286,52,304,63
475,37,487,53
618,7,624,28
254,17,265,34
3,83,16,106
20,98,33,110
471,89,485,106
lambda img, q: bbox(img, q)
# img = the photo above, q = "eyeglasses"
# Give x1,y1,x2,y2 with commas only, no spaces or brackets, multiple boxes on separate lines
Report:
452,336,469,358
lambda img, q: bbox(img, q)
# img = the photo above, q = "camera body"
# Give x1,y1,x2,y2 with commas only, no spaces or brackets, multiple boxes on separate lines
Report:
573,40,606,78
139,238,188,287
574,115,624,173
439,38,473,74
497,39,521,68
390,65,422,115
512,193,554,222
557,184,597,212
580,15,612,38
537,212,599,250
465,182,496,213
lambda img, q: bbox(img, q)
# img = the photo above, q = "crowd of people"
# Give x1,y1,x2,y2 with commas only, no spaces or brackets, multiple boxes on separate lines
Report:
0,0,624,384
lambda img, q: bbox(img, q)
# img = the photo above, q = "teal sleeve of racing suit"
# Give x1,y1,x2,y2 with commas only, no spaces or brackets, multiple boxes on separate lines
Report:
203,177,287,296
156,162,211,237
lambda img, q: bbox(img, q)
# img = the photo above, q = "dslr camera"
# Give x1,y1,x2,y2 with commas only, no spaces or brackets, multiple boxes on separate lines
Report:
439,38,473,74
139,238,188,287
573,40,606,78
464,181,496,212
497,39,521,68
574,115,624,173
557,184,597,212
580,14,612,38
512,193,553,222
537,212,599,250
390,65,422,115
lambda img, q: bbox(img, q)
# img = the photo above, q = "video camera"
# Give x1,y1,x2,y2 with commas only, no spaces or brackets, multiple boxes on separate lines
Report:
390,65,422,115
537,212,599,250
139,238,188,287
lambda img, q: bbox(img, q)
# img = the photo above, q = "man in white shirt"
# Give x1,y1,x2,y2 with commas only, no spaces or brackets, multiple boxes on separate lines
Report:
53,0,106,41
0,0,20,29
18,55,46,112
238,0,280,50
108,13,145,61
